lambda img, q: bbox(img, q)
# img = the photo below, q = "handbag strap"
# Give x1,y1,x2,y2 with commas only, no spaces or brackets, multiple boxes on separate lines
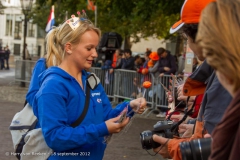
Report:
70,82,91,128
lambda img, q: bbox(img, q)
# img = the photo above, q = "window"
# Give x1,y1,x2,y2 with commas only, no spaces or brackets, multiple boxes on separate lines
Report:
14,15,22,40
28,22,35,37
5,14,13,36
14,44,21,56
37,27,45,38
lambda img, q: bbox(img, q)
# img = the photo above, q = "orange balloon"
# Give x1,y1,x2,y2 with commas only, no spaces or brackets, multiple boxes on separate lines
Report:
143,81,152,88
142,68,149,75
148,60,154,67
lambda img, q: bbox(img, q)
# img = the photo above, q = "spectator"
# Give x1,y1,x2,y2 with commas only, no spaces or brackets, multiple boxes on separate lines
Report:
121,49,135,70
101,60,113,85
0,46,5,70
121,49,135,97
152,0,232,159
4,45,10,70
24,44,31,60
196,0,240,159
154,48,177,118
111,49,122,68
138,50,151,85
140,50,151,74
134,55,145,72
147,51,164,115
157,47,177,77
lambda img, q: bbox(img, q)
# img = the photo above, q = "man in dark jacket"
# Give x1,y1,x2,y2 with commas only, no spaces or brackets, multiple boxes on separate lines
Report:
155,47,177,117
157,47,177,77
120,49,135,97
121,49,135,70
0,46,6,70
4,45,10,70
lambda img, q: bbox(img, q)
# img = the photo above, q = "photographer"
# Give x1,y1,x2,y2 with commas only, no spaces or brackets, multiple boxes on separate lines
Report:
196,0,240,159
151,0,232,159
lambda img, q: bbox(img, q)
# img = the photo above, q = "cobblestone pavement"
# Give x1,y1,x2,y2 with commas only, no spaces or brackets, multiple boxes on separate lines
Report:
0,65,166,160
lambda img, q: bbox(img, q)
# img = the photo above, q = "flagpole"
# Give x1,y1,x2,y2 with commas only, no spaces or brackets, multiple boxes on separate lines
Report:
95,4,97,27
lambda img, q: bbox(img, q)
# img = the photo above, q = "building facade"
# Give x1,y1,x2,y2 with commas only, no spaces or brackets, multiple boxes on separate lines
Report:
0,0,45,60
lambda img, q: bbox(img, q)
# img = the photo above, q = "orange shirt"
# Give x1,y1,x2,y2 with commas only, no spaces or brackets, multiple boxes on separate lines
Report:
112,53,117,68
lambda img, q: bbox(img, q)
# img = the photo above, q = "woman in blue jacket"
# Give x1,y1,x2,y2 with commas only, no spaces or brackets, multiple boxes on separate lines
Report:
30,13,147,160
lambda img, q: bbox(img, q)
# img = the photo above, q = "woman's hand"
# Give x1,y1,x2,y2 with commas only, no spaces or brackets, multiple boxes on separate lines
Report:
105,116,130,134
129,97,147,114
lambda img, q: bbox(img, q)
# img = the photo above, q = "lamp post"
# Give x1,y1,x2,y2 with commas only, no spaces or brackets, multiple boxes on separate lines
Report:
20,0,33,60
20,0,33,87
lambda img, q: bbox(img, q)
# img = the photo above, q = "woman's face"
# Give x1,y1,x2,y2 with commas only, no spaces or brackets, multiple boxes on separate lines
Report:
71,30,99,70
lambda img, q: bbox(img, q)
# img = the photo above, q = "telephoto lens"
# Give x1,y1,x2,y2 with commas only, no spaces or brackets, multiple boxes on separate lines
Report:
180,138,211,160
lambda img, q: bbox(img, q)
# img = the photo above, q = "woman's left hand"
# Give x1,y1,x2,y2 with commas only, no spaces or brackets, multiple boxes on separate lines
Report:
129,97,147,114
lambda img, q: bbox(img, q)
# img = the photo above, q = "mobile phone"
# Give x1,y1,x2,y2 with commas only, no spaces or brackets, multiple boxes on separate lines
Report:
117,111,127,123
116,107,128,123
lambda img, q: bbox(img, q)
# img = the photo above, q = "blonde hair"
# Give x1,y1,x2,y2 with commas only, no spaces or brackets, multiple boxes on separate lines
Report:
196,0,240,92
45,19,101,67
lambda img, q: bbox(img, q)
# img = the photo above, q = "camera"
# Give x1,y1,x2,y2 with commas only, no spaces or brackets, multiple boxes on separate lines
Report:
96,32,122,66
140,120,176,150
180,138,211,160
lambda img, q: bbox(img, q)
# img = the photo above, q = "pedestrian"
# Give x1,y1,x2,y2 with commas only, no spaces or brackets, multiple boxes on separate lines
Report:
4,45,10,70
29,11,147,160
0,46,5,70
197,0,240,159
24,44,31,60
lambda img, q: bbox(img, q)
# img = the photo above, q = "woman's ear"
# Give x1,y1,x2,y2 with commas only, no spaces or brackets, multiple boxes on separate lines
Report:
65,43,72,54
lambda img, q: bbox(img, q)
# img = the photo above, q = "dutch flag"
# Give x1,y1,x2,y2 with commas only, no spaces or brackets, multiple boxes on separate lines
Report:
45,5,55,33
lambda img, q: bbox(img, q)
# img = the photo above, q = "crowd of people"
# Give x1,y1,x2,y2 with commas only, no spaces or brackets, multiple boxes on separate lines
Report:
152,0,240,160
9,0,240,159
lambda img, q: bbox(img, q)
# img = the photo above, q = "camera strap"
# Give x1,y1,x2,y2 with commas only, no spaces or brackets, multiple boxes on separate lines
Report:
170,96,197,134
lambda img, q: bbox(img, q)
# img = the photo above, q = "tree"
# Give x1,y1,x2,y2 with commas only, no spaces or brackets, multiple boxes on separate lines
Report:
31,0,184,49
0,1,6,14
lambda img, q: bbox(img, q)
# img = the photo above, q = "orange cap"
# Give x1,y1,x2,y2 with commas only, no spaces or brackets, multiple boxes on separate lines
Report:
169,0,216,34
149,52,159,61
143,81,152,88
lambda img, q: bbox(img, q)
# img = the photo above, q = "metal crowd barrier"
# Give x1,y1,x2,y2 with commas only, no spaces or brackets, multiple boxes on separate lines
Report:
15,60,175,117
90,68,174,116
15,60,37,83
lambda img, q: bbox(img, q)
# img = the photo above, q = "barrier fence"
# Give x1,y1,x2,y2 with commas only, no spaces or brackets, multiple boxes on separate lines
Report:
15,60,178,117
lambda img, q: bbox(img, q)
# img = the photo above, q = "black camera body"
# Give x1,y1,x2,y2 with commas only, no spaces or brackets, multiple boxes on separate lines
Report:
140,120,176,150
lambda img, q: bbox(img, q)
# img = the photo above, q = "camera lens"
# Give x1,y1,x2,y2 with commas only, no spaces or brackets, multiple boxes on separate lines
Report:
180,138,211,160
180,141,194,160
140,130,160,150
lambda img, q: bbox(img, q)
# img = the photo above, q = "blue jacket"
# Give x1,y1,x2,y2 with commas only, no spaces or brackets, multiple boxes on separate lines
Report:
32,67,132,160
26,58,47,106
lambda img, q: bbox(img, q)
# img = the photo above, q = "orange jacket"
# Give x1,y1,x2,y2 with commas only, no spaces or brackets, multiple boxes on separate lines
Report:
111,53,117,68
168,121,206,160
